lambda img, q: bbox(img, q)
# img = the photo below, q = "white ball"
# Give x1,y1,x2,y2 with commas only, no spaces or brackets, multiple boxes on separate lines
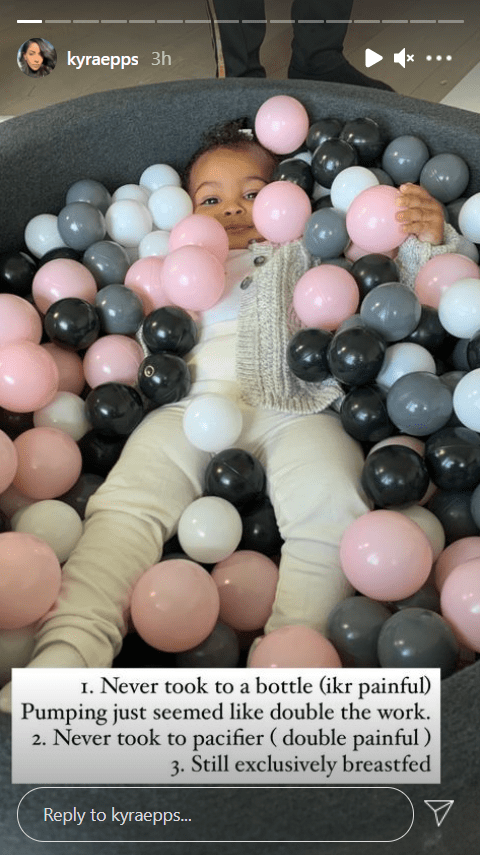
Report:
33,391,91,441
0,626,36,687
458,193,480,243
178,497,242,563
438,278,480,338
453,368,480,431
183,395,243,452
105,200,153,247
112,184,150,205
148,186,193,230
376,343,436,391
140,164,181,192
139,230,170,258
330,166,379,213
398,504,445,561
12,500,83,563
24,214,67,259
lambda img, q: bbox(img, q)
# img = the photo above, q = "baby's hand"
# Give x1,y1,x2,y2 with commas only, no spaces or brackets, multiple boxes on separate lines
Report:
395,183,444,245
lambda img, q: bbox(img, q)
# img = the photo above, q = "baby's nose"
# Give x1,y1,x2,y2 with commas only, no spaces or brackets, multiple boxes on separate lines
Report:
223,201,245,215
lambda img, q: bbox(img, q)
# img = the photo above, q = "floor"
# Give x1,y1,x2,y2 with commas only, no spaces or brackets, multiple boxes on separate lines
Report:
1,0,479,118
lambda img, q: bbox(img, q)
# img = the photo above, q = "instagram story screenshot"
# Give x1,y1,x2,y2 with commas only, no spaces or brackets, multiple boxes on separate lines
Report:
0,2,479,853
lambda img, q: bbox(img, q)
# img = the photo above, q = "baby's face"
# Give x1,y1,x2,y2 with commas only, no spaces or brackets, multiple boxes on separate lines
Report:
189,146,273,249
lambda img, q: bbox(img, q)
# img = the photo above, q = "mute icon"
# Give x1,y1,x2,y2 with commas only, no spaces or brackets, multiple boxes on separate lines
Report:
394,48,406,68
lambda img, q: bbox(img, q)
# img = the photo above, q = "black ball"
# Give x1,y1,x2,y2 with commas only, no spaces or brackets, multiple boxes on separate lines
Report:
467,330,480,369
44,298,101,350
238,496,283,556
350,254,399,299
204,448,266,509
85,383,144,437
306,118,343,151
425,426,480,491
312,195,332,212
311,139,358,188
403,306,450,356
327,326,386,386
427,489,480,544
272,158,314,195
142,307,198,356
361,446,430,508
78,430,126,476
0,508,12,533
138,353,191,406
0,251,37,296
287,328,333,382
60,472,105,518
339,118,385,165
38,247,83,266
0,407,34,439
340,385,394,443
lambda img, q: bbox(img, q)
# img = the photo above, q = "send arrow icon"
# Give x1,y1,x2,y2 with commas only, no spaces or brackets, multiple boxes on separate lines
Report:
365,48,383,67
424,800,454,827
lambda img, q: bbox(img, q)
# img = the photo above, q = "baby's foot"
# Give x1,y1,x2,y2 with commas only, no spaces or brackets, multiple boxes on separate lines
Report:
396,183,444,245
0,643,87,715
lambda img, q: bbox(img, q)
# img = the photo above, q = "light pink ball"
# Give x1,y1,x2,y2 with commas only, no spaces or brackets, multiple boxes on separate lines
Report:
249,625,342,668
252,181,311,243
414,253,480,309
340,510,433,601
293,265,360,330
32,258,97,314
124,256,169,314
13,427,82,500
344,242,398,263
0,430,18,493
83,335,144,388
0,531,61,629
440,559,480,651
211,550,279,631
0,341,59,412
0,294,43,347
255,95,310,155
346,185,406,253
130,559,220,652
168,214,229,263
434,537,480,591
161,246,225,312
41,343,85,395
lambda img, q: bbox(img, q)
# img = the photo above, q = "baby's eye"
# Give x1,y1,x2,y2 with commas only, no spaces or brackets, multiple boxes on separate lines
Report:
200,197,219,206
245,191,259,200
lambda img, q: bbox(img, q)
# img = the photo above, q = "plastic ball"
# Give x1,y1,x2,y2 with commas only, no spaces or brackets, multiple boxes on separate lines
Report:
138,353,191,406
0,341,59,413
377,607,458,676
44,298,101,351
82,240,130,288
327,326,386,386
339,118,385,165
287,328,332,382
13,427,82,500
104,200,153,247
168,214,229,263
204,448,266,509
381,135,430,184
458,192,480,243
346,185,406,253
452,369,480,431
32,258,97,315
33,391,91,442
340,385,394,443
139,230,170,258
375,342,436,391
0,531,62,629
211,551,278,631
350,253,399,299
147,185,193,231
311,139,358,188
387,372,453,436
440,561,480,651
438,278,480,339
303,208,349,258
252,181,311,244
434,537,480,590
238,495,283,557
330,166,379,212
403,306,450,356
360,282,422,342
306,118,342,151
0,251,37,298
130,559,220,653
124,256,169,314
83,335,144,388
361,445,430,508
0,294,42,348
177,497,243,563
398,505,445,562
339,510,433,601
12,499,83,563
254,95,310,155
388,583,441,614
271,158,314,195
24,213,67,259
0,625,36,687
112,184,150,205
139,163,181,192
141,306,198,356
84,383,144,438
161,246,225,312
60,472,104,519
414,253,480,309
183,395,242,453
39,247,83,266
175,622,240,668
94,284,144,336
66,178,112,214
327,596,391,667
425,426,480,491
41,343,85,395
78,430,125,476
0,409,34,441
249,625,342,668
293,265,359,330
420,153,469,203
427,489,480,544
0,430,18,493
57,202,106,251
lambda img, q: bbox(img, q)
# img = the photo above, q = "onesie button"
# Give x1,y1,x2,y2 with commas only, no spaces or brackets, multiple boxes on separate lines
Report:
240,276,253,290
254,255,266,266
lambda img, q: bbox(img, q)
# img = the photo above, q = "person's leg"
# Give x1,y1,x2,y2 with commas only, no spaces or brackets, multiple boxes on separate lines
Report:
211,1,267,77
289,0,394,90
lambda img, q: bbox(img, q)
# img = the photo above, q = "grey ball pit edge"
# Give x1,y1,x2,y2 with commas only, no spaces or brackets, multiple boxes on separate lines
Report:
0,79,479,855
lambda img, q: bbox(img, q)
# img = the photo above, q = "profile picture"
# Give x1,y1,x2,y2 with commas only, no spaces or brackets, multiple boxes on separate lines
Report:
18,37,57,78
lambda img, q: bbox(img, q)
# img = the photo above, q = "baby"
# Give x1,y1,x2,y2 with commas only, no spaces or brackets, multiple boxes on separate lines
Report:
0,120,459,714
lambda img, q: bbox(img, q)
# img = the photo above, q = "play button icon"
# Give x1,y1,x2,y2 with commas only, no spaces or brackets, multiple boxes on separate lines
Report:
365,48,383,68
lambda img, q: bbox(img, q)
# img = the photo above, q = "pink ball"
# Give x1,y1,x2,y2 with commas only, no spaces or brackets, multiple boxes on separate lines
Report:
0,430,18,493
293,265,360,330
0,483,33,519
124,256,169,314
414,253,480,309
254,95,310,155
340,510,433,600
161,246,225,312
13,427,82,500
249,625,342,667
130,559,220,652
344,242,398,263
0,294,43,347
83,335,144,388
42,343,85,395
0,531,61,629
0,341,59,412
434,537,480,591
168,214,229,263
346,185,406,253
32,259,97,314
211,551,279,631
252,181,311,244
440,559,480,651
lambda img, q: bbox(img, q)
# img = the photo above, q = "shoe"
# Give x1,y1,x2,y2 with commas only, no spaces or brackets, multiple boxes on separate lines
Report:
289,57,394,91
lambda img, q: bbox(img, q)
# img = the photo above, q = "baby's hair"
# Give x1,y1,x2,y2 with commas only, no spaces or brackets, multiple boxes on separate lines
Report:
182,117,280,192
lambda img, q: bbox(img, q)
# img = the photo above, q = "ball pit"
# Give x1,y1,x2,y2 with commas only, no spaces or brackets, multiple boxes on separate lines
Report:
1,79,479,847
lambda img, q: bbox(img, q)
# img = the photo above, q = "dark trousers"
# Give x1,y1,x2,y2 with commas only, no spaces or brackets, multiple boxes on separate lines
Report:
210,1,354,78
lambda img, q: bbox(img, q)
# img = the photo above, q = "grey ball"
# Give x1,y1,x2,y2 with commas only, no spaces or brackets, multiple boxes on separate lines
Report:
83,240,130,288
57,201,106,251
386,372,453,436
420,154,470,203
377,607,459,678
360,282,421,342
303,208,349,258
66,178,112,214
95,283,144,335
327,596,391,667
381,135,430,184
